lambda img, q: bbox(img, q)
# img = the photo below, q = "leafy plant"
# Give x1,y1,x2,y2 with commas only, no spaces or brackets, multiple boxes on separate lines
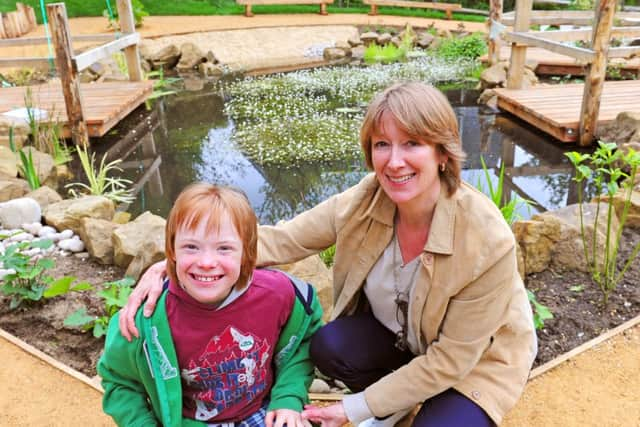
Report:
527,290,554,329
437,33,487,60
9,127,41,190
565,142,640,305
65,277,135,338
65,145,134,203
364,43,406,64
145,67,180,102
0,240,90,308
319,245,336,267
103,0,149,28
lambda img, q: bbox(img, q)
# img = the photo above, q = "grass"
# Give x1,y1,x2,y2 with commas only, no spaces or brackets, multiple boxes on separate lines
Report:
0,0,486,24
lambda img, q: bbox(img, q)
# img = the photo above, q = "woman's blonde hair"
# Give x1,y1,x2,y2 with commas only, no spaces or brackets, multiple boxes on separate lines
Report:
165,183,257,291
360,82,466,196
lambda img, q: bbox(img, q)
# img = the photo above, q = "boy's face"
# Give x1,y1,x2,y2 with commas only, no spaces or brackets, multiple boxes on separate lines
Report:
174,211,243,305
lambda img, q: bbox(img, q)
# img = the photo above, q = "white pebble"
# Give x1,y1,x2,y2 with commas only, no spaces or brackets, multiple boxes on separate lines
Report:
21,248,41,257
9,232,34,242
21,222,43,235
38,226,57,237
58,238,85,253
58,229,74,239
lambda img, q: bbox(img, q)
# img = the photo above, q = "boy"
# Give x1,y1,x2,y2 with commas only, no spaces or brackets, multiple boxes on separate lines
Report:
98,183,323,426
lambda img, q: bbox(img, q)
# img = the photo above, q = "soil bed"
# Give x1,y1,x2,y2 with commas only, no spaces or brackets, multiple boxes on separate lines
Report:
1,229,638,377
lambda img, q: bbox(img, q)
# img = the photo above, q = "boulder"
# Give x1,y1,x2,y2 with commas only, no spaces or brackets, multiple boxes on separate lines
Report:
0,145,17,177
377,33,393,46
78,217,118,264
43,196,115,235
20,147,55,184
0,116,29,149
480,62,508,89
477,88,498,108
526,203,619,273
43,164,74,191
323,47,348,61
176,42,206,71
198,62,224,78
360,32,379,46
596,111,640,145
512,216,562,274
351,45,366,60
0,176,30,202
0,197,41,229
206,50,219,64
417,33,435,49
150,44,181,70
112,211,166,269
126,241,167,280
25,185,63,210
275,254,333,322
598,190,640,229
347,35,362,47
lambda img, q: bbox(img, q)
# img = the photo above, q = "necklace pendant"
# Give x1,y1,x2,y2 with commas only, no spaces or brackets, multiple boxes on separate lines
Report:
394,330,408,351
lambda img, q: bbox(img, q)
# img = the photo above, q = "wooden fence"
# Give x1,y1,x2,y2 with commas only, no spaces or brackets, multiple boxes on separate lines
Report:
0,3,37,39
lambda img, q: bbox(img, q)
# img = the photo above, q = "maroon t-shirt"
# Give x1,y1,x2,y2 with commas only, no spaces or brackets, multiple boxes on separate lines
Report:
166,269,295,423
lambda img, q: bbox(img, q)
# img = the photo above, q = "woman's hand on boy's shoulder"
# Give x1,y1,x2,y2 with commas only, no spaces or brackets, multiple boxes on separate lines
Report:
266,408,306,427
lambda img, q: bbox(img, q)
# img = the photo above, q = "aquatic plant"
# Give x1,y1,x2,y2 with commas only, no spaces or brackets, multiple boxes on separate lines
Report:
222,55,478,167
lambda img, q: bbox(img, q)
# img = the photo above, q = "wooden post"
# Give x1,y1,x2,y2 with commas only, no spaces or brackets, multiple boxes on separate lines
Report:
506,0,532,89
488,0,503,65
578,0,616,146
46,3,89,147
116,0,143,81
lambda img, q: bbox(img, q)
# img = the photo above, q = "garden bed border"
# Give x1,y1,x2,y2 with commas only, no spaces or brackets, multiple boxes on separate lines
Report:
2,312,640,400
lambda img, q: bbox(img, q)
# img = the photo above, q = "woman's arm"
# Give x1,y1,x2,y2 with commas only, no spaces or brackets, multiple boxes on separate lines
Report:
118,260,167,341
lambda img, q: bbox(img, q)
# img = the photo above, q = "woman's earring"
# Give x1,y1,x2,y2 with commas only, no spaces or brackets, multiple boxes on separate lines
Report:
440,162,446,172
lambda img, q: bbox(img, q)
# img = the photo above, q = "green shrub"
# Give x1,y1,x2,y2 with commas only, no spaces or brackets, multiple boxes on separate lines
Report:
437,33,487,60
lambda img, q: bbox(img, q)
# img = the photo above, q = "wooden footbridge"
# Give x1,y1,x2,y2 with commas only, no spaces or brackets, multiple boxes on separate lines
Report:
487,0,640,145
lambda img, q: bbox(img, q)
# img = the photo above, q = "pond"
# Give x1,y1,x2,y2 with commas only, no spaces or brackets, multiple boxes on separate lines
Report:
98,58,581,225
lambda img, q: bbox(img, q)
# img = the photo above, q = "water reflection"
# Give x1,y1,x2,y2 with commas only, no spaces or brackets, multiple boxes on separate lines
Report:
117,84,582,224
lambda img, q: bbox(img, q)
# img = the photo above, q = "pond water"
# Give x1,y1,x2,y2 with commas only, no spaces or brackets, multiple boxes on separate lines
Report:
101,64,582,225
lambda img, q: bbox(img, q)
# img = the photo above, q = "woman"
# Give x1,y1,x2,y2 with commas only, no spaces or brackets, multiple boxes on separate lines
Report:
119,82,537,427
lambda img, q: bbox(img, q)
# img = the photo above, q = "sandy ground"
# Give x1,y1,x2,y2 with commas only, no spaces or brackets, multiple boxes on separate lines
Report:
1,324,638,426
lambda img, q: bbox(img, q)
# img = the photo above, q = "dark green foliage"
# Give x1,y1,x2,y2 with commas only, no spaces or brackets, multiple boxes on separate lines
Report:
437,33,487,60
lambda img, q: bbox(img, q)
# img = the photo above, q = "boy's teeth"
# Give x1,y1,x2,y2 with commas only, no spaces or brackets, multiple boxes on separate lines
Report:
195,275,218,282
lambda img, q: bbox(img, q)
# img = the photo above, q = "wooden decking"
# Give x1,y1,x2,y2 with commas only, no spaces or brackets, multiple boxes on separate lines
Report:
481,46,640,76
0,81,153,138
493,80,640,142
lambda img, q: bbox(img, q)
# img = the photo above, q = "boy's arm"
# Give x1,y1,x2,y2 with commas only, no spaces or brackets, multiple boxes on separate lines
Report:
97,312,160,427
269,283,324,412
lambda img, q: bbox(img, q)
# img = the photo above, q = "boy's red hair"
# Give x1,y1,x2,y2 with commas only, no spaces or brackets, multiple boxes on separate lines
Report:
165,183,258,291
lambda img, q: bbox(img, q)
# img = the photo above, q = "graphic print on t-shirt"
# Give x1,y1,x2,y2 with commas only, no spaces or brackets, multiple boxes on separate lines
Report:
181,325,271,421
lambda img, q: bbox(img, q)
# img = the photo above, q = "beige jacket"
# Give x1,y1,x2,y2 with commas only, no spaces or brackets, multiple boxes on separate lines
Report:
257,174,537,425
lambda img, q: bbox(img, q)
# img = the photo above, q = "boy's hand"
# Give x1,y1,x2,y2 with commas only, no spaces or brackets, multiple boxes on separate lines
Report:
266,408,305,427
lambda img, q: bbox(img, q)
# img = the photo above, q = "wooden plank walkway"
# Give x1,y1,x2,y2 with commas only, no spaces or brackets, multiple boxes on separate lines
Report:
481,46,640,76
0,81,153,138
493,80,640,142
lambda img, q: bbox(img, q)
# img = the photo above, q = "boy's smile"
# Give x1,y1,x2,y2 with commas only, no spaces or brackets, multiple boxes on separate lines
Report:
174,211,243,305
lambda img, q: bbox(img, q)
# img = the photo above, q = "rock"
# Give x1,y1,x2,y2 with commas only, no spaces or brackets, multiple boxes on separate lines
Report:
347,35,362,47
480,62,508,89
522,68,539,87
43,164,73,191
0,116,29,149
78,217,118,265
55,229,74,241
536,203,619,272
38,225,57,238
377,33,392,46
391,36,401,48
43,196,115,235
198,62,224,78
183,78,205,91
126,240,167,280
417,33,435,48
206,50,219,64
308,378,331,394
112,211,131,224
360,32,379,46
596,111,640,145
8,231,33,242
87,61,107,78
513,216,562,274
25,185,63,210
0,145,17,177
323,47,347,61
477,89,498,108
351,45,366,60
20,147,55,184
58,236,85,253
21,222,42,235
335,40,351,51
150,44,181,70
0,176,30,202
598,190,640,229
0,197,41,229
177,42,206,71
275,254,333,322
113,211,166,269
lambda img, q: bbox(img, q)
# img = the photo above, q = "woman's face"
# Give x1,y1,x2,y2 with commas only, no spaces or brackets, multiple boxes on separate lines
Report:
371,111,447,209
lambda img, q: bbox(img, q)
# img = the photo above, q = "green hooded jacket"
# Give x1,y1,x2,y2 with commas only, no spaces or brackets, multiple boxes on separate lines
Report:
98,271,324,427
